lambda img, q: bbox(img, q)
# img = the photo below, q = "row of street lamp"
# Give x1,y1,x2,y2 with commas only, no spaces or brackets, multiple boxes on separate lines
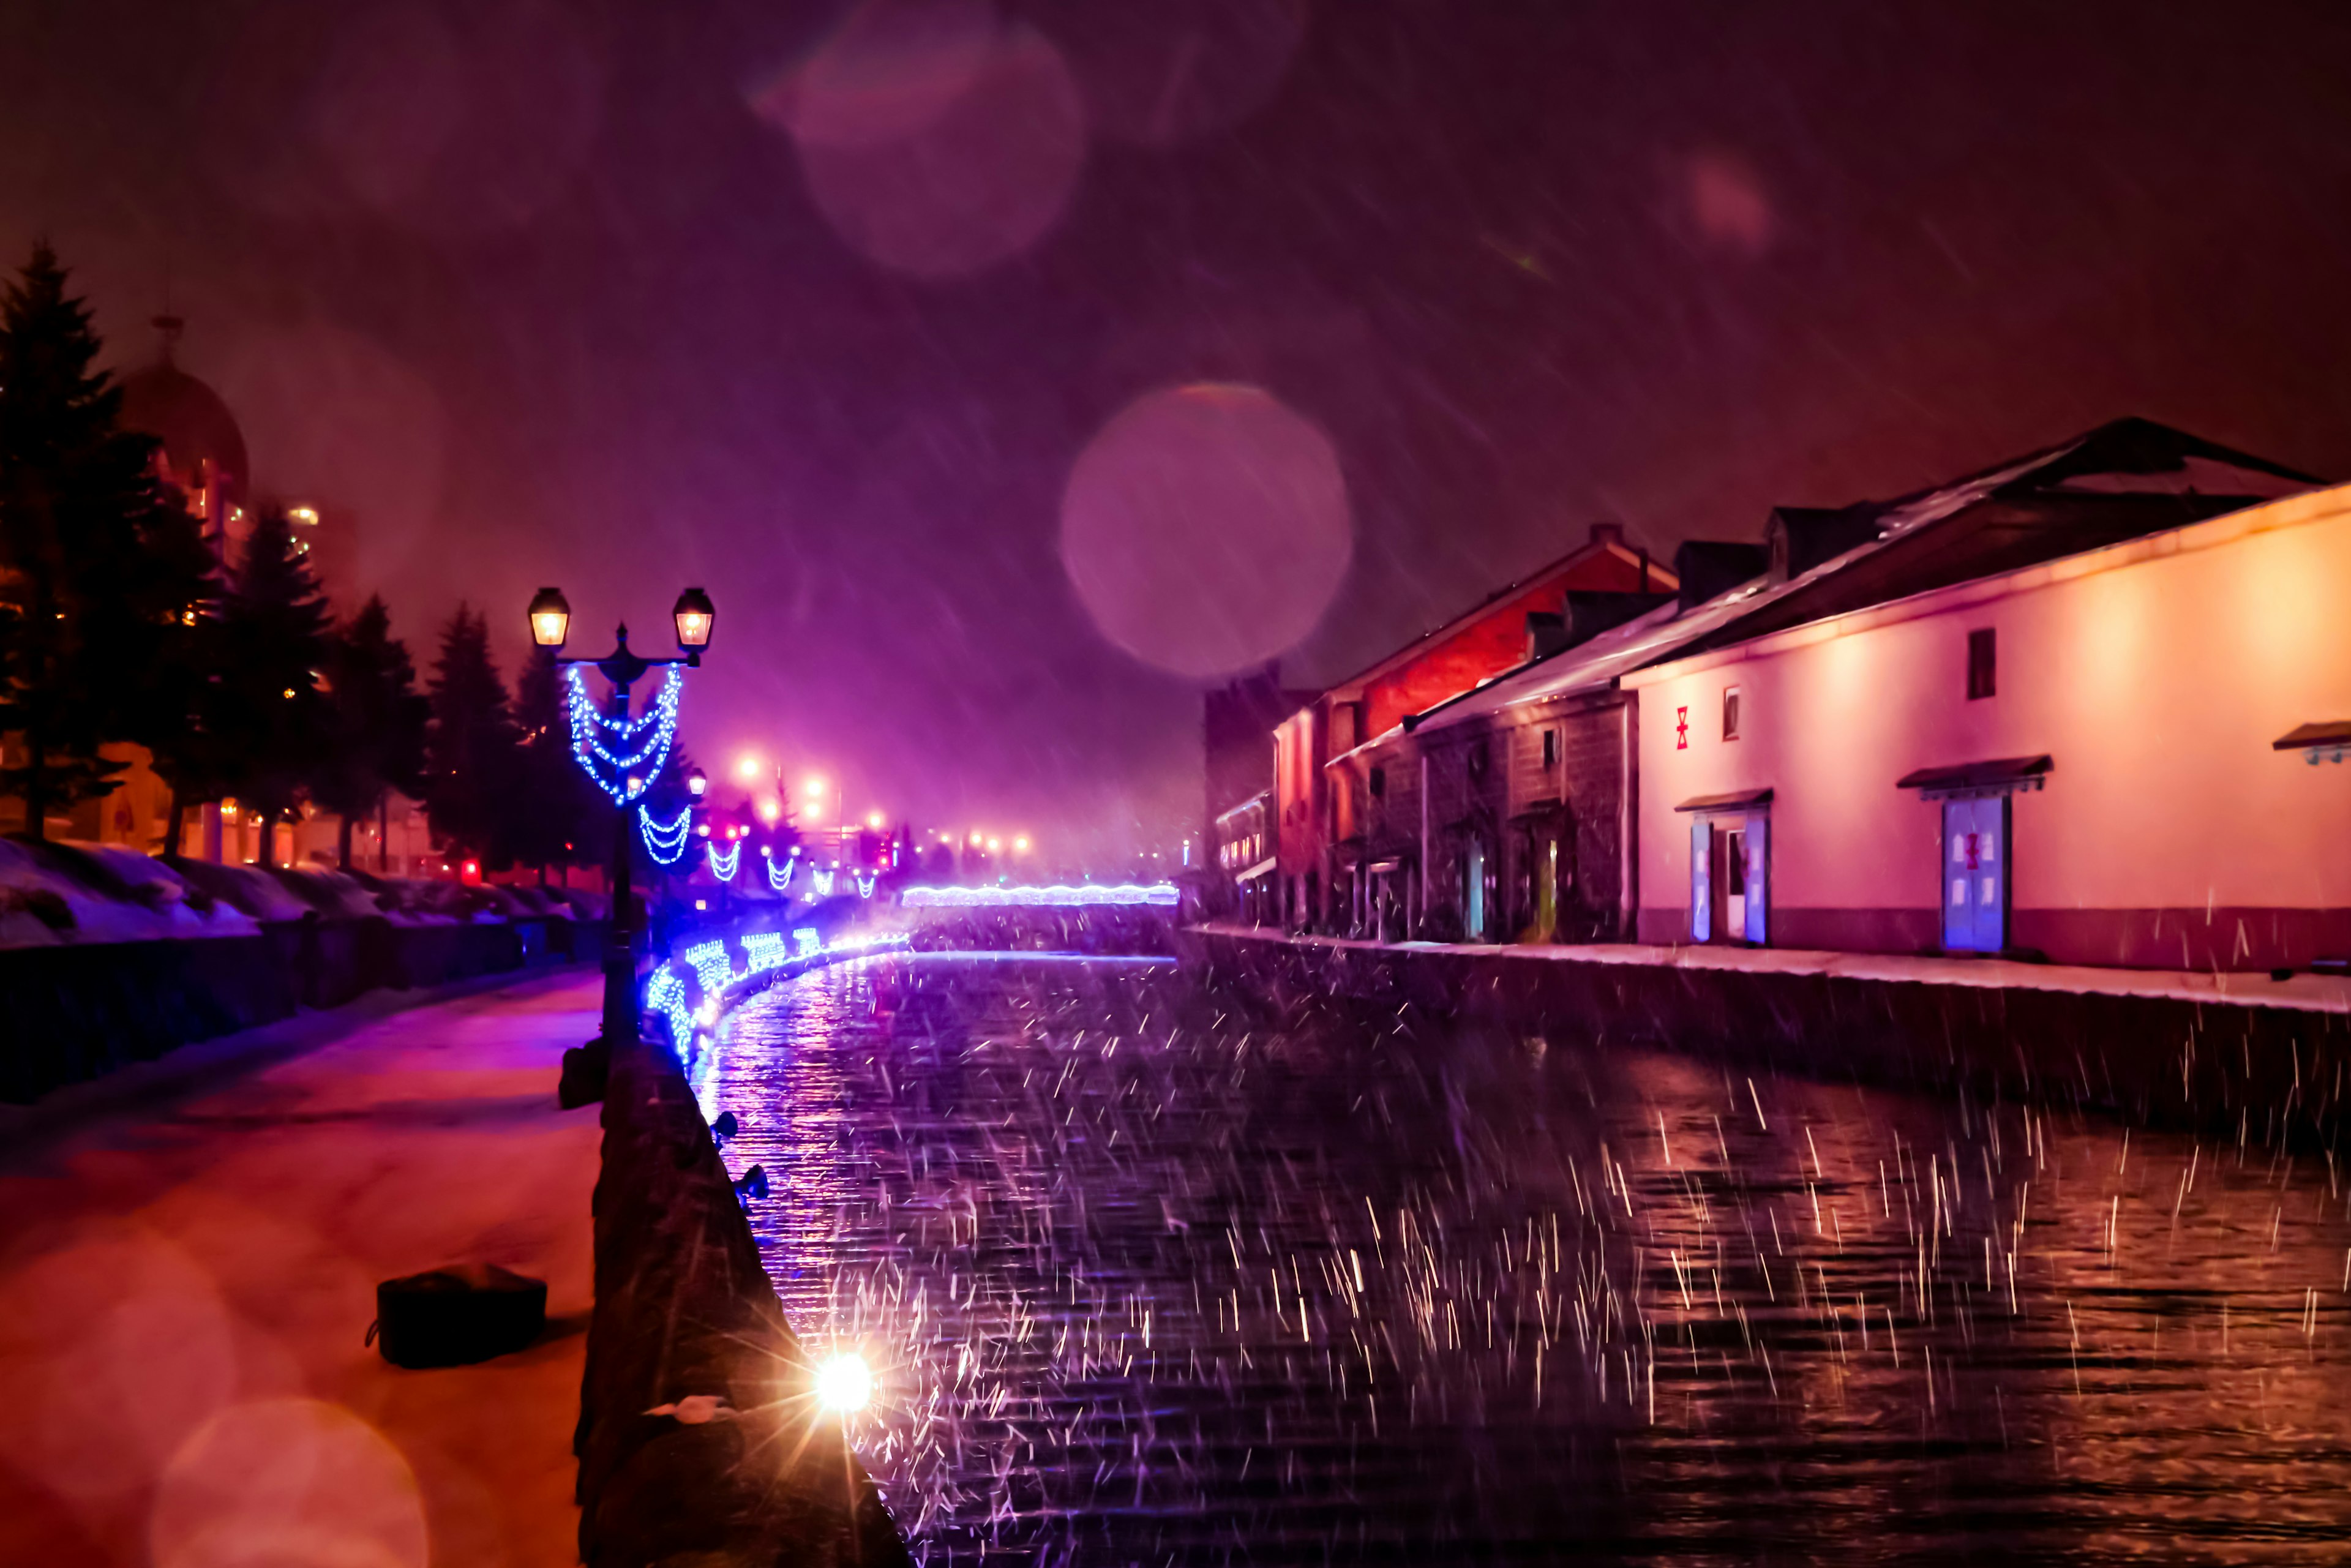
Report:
523,583,1047,1052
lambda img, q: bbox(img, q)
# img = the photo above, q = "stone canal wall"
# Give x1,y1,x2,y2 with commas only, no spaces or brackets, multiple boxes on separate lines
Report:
1180,925,2351,1147
0,913,602,1102
577,1030,909,1567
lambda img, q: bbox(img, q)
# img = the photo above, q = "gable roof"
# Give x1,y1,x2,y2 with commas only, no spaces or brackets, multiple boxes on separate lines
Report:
1320,533,1676,700
1401,418,2319,740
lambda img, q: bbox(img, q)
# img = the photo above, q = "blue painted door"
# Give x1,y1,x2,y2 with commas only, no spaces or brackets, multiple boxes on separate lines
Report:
1689,817,1712,942
1941,796,2007,953
1742,812,1769,945
1464,838,1486,941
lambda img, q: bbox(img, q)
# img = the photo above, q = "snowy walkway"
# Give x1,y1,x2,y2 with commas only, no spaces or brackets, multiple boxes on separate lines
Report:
1196,923,2351,1015
0,969,604,1567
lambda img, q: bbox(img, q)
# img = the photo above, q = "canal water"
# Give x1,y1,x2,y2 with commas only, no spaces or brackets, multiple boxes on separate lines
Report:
691,954,2351,1564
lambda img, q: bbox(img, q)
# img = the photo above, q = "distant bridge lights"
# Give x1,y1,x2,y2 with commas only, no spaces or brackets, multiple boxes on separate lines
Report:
899,883,1180,908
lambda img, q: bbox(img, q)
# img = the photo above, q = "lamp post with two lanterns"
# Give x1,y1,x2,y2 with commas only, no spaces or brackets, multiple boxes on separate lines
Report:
527,585,714,1046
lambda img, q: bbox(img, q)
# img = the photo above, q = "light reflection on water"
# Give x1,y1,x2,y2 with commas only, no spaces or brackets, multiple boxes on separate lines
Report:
695,955,2351,1564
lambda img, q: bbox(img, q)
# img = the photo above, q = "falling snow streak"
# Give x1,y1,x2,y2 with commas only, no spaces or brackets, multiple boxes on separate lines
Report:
699,956,2351,1564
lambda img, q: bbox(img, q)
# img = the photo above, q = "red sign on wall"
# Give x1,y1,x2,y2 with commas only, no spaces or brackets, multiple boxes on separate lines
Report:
1676,706,1689,751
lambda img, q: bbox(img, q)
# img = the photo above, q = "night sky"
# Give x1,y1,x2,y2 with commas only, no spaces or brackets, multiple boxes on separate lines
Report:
6,0,2350,863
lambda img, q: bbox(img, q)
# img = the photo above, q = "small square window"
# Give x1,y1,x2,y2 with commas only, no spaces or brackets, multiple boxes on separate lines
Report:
1967,628,1996,700
1542,729,1558,768
1722,686,1742,742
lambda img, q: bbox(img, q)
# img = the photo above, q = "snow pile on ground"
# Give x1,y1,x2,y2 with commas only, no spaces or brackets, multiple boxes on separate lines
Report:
0,842,608,950
0,840,262,948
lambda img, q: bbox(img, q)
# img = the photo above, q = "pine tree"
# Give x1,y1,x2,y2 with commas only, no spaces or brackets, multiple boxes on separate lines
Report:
424,604,519,866
315,595,429,869
502,644,611,880
0,244,211,840
219,505,334,865
144,580,233,860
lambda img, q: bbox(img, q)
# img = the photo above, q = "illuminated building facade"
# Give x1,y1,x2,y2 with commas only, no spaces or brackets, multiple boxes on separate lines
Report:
1631,479,2351,970
1272,523,1678,929
1314,420,2319,961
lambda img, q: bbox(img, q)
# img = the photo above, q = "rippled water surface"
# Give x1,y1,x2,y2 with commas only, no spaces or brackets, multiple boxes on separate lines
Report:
691,955,2351,1564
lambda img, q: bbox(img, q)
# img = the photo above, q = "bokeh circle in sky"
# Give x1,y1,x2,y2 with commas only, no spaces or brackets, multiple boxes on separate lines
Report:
1060,383,1351,678
788,18,1086,280
1027,0,1308,147
201,0,606,237
757,0,999,149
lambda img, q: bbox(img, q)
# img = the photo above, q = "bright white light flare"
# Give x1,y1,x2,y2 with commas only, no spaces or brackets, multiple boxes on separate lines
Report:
814,1352,872,1413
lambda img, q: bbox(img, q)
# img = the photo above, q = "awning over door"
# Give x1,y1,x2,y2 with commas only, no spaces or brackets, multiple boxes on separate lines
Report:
1895,755,2052,799
2275,721,2351,763
1509,801,1568,827
1674,787,1773,814
1236,857,1277,882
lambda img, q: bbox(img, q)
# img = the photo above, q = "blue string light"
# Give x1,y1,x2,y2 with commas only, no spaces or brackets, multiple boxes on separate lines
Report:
708,840,740,881
642,929,911,1051
563,665,684,804
854,871,877,899
645,965,694,1046
766,854,794,893
678,939,732,994
812,868,836,897
639,803,692,865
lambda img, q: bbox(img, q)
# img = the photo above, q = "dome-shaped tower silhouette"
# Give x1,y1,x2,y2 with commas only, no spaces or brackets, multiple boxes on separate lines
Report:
117,313,247,548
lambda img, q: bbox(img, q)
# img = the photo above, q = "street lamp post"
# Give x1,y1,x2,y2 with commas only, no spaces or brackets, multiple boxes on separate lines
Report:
530,585,714,1049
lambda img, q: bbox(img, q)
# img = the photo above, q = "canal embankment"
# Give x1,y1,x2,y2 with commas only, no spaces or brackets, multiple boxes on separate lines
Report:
1181,923,2351,1144
574,924,912,1566
577,1030,909,1567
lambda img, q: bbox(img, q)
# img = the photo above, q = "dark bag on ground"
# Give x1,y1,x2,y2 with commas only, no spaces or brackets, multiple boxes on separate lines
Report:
558,1038,610,1109
368,1262,547,1368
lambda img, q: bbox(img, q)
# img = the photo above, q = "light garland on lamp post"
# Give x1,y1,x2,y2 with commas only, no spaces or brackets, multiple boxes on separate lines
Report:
527,584,715,1049
639,803,692,866
708,839,741,881
563,666,684,803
